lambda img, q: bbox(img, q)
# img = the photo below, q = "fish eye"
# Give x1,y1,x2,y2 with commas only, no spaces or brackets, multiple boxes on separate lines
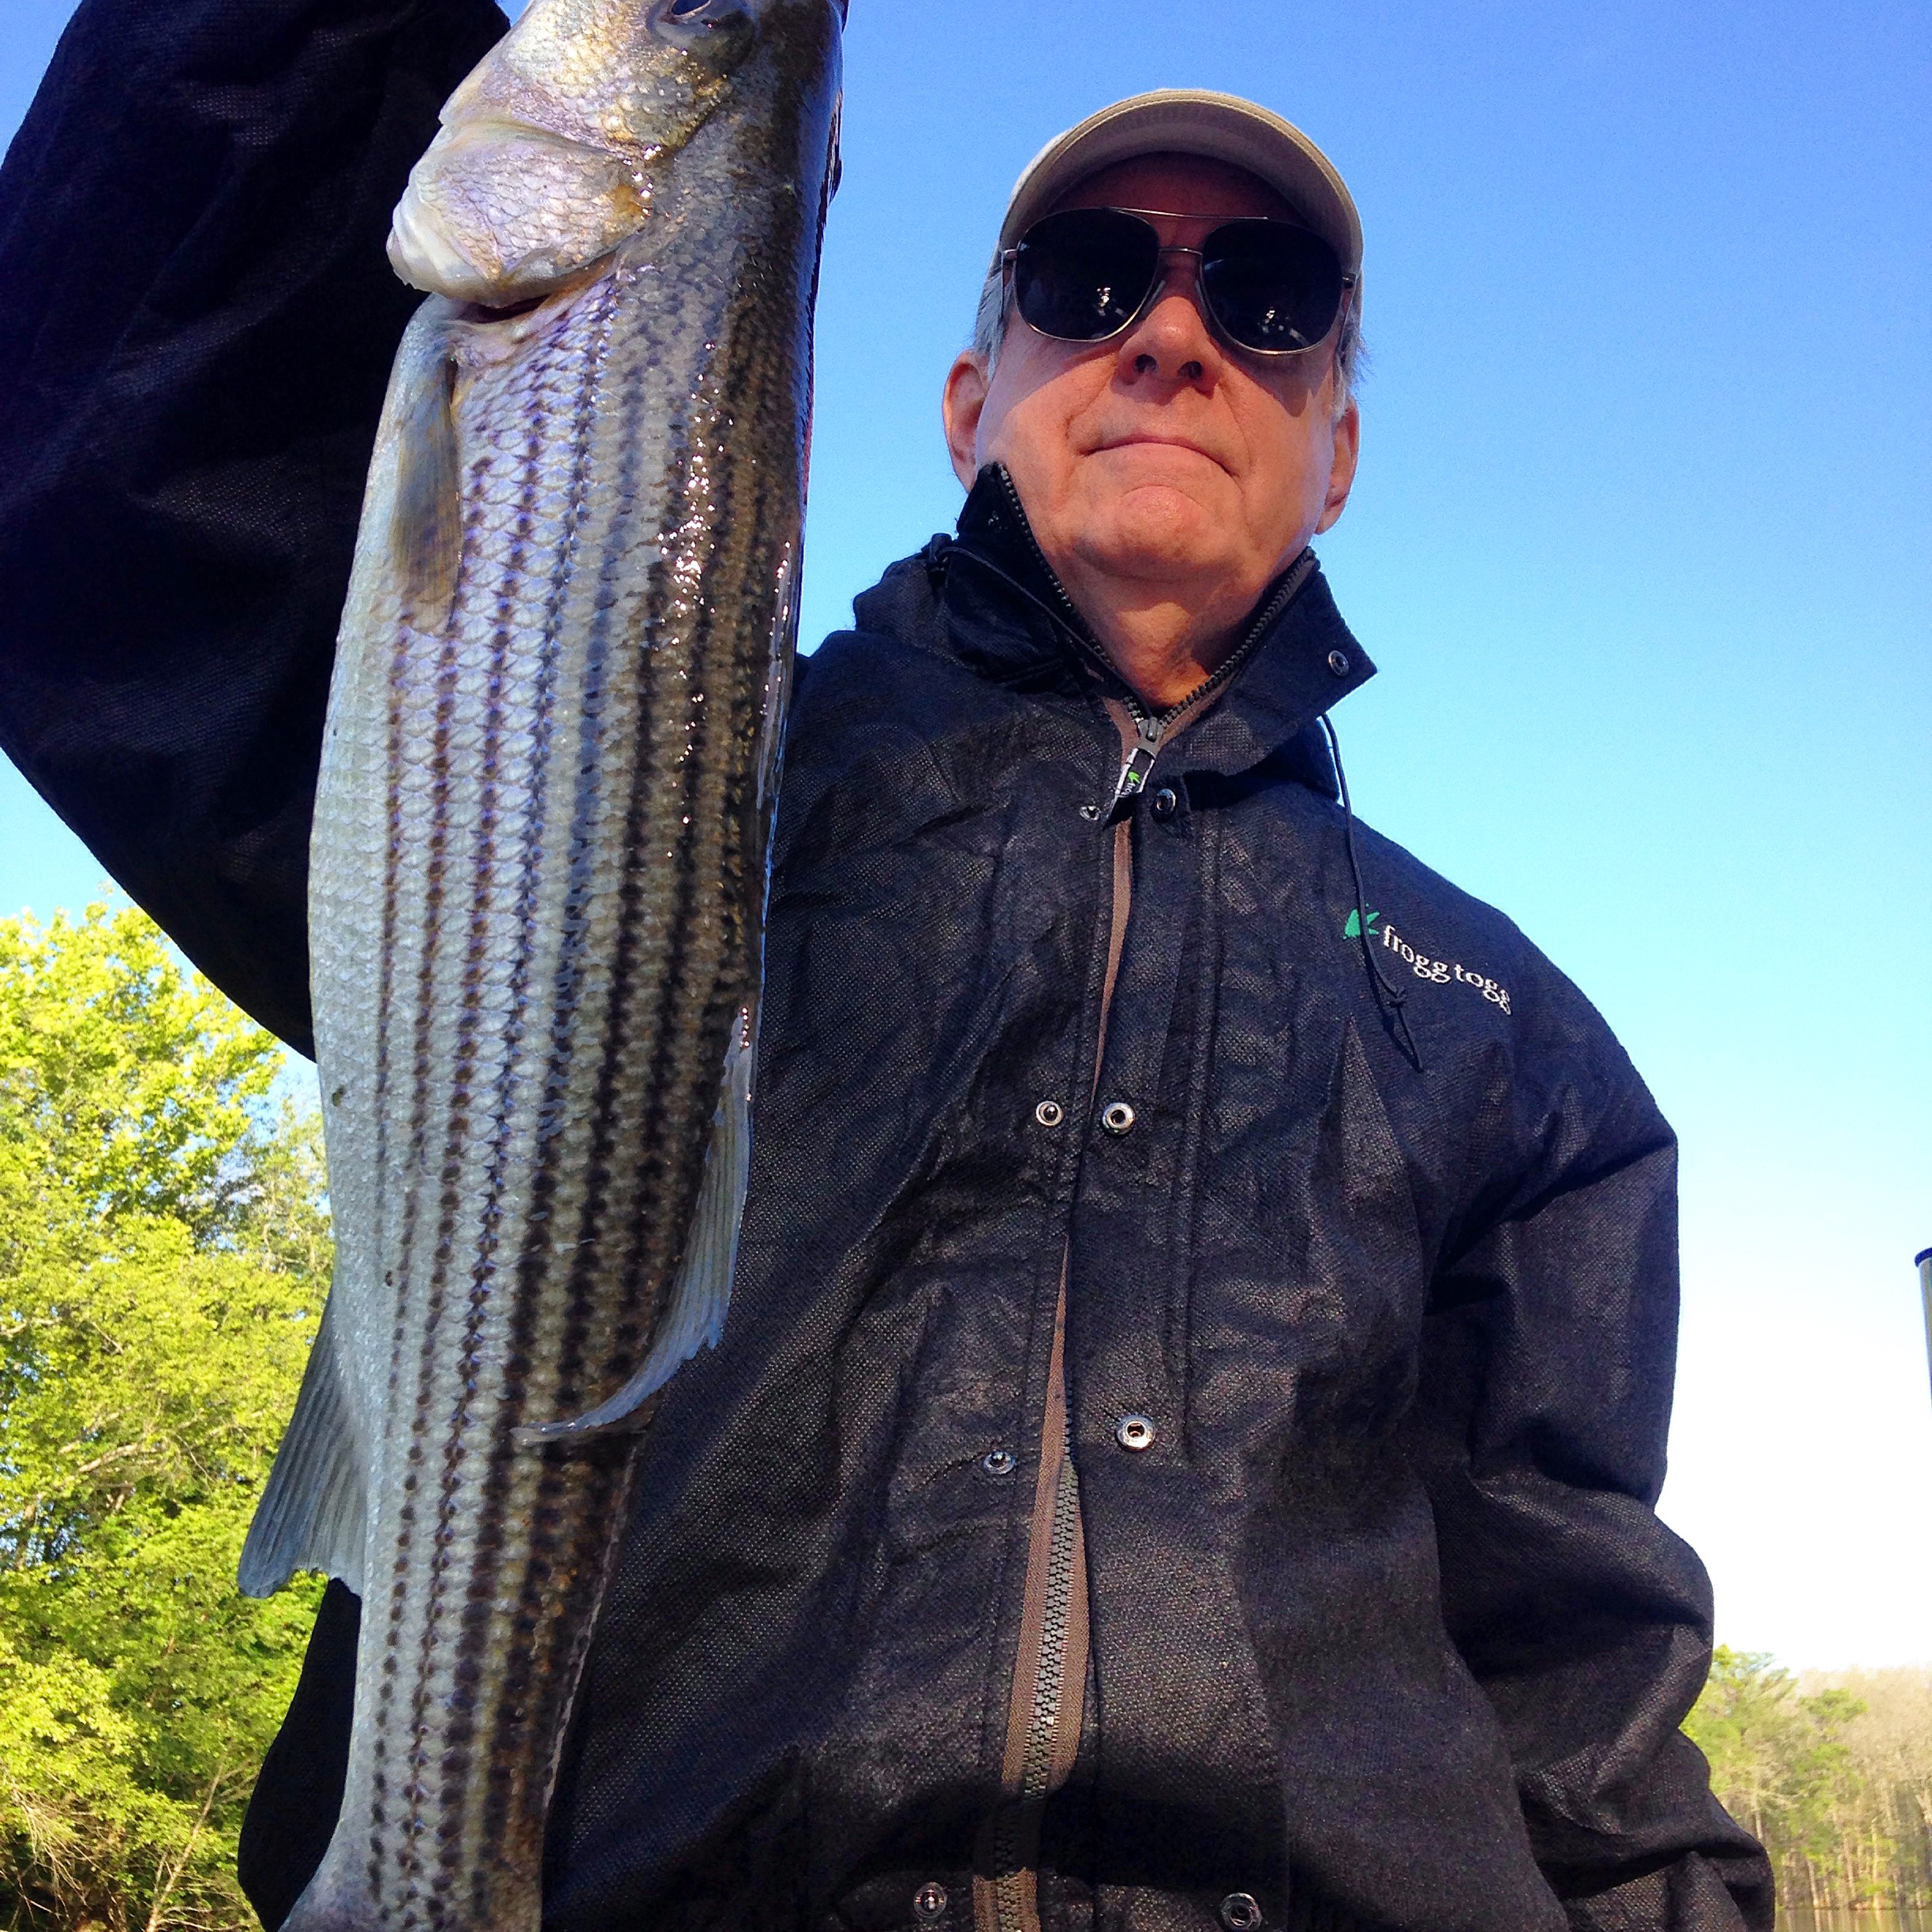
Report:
647,0,755,54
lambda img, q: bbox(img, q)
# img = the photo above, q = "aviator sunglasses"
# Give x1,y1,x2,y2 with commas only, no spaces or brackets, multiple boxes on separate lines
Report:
1004,207,1355,358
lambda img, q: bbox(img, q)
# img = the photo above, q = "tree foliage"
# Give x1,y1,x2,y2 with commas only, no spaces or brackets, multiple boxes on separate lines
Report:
0,903,328,1932
1687,1647,1932,1913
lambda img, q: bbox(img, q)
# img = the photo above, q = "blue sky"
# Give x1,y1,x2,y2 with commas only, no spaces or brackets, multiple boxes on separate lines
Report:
4,1,1929,1664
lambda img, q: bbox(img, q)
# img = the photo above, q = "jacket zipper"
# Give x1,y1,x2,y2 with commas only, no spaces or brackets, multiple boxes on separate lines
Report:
977,1309,1088,1932
977,736,1137,1932
1020,1458,1084,1805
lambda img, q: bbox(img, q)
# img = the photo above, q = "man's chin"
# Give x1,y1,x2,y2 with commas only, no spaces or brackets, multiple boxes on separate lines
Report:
1081,484,1233,580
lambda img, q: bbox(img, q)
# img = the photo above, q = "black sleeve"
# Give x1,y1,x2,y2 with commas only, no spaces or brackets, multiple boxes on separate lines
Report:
1413,1065,1775,1931
238,1579,361,1929
0,0,505,1053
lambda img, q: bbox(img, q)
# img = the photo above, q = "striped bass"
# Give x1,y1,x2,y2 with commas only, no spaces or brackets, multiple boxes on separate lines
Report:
237,2,844,1926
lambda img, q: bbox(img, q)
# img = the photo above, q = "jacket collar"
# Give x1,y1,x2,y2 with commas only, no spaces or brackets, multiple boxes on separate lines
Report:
921,464,1376,788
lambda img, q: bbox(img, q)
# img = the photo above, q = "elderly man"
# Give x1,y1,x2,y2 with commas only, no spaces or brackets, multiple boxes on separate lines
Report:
0,1,1768,1925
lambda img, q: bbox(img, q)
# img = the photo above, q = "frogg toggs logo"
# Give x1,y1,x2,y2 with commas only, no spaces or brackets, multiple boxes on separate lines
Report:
1345,910,1511,1015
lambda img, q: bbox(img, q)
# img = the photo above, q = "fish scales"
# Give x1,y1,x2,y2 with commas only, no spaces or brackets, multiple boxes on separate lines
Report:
243,3,844,1926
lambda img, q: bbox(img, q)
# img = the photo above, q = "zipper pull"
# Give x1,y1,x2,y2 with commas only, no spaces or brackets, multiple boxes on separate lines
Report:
1108,717,1165,811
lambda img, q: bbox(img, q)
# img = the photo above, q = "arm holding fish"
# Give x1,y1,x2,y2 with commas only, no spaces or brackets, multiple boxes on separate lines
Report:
0,0,504,1052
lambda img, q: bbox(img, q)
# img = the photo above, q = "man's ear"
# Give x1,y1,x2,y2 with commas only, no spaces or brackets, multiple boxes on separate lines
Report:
1315,397,1360,536
942,353,990,492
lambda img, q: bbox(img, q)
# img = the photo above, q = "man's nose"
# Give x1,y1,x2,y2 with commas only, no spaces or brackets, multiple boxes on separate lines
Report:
1115,257,1222,385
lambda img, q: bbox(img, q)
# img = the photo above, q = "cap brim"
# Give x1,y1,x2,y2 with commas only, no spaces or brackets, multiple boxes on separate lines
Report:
998,90,1361,278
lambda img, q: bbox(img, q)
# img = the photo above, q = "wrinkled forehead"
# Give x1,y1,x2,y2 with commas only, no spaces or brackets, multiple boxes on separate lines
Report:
1046,152,1304,226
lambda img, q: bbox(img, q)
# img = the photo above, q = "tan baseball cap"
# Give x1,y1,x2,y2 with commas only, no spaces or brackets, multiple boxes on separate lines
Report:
997,89,1363,280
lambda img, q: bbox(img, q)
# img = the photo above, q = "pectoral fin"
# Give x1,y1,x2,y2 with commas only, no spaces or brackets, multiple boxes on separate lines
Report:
240,1295,368,1597
391,338,462,635
515,1017,754,1447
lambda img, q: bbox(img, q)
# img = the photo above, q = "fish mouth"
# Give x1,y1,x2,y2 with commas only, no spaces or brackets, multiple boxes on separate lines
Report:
388,116,652,306
453,260,619,328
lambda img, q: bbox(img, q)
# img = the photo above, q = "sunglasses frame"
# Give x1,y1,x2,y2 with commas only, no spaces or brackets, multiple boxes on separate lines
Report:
1000,206,1358,361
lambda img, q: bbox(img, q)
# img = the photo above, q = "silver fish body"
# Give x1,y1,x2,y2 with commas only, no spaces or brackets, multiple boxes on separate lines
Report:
239,2,844,1925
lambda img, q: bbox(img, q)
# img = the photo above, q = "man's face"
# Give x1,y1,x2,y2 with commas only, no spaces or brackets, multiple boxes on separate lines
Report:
944,154,1360,629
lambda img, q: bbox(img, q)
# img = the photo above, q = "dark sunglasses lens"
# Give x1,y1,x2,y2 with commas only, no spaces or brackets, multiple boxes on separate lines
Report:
1013,209,1161,342
1200,223,1345,353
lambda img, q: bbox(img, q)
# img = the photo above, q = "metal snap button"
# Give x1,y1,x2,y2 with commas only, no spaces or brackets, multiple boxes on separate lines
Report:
981,1447,1017,1477
1151,786,1178,819
1099,1101,1136,1136
1078,803,1102,821
912,1881,949,1922
1115,1413,1156,1452
1327,649,1352,678
1219,1894,1264,1931
1034,1099,1065,1129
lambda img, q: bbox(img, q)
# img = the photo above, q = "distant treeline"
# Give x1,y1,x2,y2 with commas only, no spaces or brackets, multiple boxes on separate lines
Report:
1687,1649,1932,1912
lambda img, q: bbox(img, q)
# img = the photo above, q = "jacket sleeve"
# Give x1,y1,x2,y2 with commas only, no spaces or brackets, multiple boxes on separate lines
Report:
1410,1039,1774,1932
0,0,504,1052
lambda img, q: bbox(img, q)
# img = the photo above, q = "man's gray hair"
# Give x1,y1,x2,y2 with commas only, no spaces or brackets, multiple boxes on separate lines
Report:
969,253,1365,408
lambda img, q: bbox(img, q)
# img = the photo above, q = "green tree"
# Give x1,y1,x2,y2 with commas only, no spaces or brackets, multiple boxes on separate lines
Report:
1688,1648,1860,1855
1681,1646,1930,1913
0,902,328,1932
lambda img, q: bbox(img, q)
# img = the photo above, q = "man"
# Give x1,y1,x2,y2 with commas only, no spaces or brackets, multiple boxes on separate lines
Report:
0,5,1769,1926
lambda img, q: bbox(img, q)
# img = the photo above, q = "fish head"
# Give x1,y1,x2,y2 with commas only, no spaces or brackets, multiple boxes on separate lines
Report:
389,0,844,308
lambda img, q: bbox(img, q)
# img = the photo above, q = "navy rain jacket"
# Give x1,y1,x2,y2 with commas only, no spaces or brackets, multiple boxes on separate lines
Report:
0,2,1769,1927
